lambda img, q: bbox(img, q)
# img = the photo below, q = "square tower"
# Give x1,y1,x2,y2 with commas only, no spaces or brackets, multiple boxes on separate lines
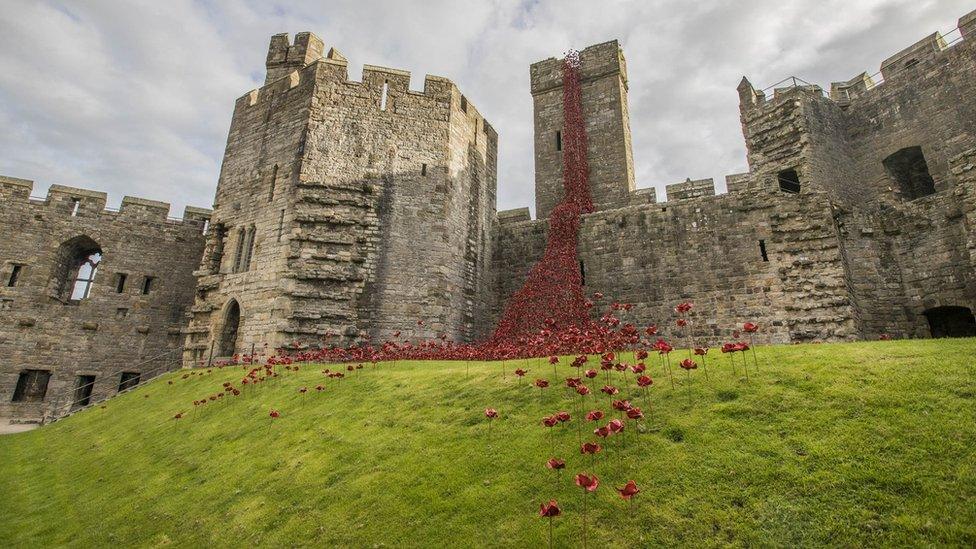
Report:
530,40,636,218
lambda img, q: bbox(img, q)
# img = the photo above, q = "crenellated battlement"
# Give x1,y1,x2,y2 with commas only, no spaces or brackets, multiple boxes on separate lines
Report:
530,40,626,95
741,9,976,111
0,175,211,227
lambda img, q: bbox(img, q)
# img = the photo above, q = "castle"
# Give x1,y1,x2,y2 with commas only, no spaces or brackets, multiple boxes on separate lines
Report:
2,9,975,423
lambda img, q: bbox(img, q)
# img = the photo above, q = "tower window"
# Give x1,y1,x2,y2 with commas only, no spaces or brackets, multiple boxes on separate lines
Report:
7,264,23,287
579,260,586,286
460,95,468,113
778,168,801,193
12,369,51,402
74,375,95,407
141,276,154,295
883,146,935,200
556,131,562,151
758,240,769,262
421,163,427,176
116,273,127,293
277,210,285,242
380,80,388,111
70,198,80,217
70,253,101,300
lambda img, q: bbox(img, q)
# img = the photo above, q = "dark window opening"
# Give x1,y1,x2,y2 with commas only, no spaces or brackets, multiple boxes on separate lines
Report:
115,273,127,293
116,307,128,319
7,264,23,287
778,168,801,193
74,375,95,407
904,58,919,69
141,276,154,295
277,210,285,242
210,224,228,272
924,306,976,338
579,260,586,286
70,198,80,217
883,146,936,200
421,163,427,176
268,164,278,202
118,372,141,392
219,299,242,356
759,240,769,262
241,226,256,271
556,130,562,151
460,95,468,113
12,369,51,402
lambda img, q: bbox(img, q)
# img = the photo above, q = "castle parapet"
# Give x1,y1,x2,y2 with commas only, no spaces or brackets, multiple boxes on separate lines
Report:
880,32,948,81
724,172,755,194
0,175,33,202
962,9,976,38
530,40,626,95
497,207,531,225
119,196,171,222
666,178,715,201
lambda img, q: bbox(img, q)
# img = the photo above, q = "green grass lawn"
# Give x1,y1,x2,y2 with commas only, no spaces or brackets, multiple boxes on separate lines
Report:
2,338,975,547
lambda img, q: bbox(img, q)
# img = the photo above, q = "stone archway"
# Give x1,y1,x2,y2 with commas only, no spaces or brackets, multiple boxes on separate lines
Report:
923,306,976,338
219,299,242,356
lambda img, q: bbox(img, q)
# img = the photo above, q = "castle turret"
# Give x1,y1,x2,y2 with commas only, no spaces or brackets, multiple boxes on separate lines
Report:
265,32,325,84
530,41,635,219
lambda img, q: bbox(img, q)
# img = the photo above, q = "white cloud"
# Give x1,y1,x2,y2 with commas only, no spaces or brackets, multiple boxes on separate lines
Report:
0,0,970,216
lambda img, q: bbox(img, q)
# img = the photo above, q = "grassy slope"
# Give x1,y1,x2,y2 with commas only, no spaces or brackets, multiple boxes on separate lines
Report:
1,339,975,547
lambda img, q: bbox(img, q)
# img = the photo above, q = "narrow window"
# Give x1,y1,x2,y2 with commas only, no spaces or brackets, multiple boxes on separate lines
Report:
759,240,769,262
74,375,95,407
70,198,80,217
460,95,468,113
201,219,210,235
579,260,586,286
233,228,246,272
883,146,936,200
297,127,307,155
277,210,285,242
115,273,127,293
268,164,278,202
241,226,256,271
380,80,388,111
421,163,428,177
7,264,23,287
12,369,51,402
70,252,101,300
556,130,562,151
141,276,154,295
778,168,801,193
118,372,141,392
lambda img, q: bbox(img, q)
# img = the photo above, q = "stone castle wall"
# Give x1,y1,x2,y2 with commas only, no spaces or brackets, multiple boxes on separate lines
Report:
183,33,497,361
0,176,209,421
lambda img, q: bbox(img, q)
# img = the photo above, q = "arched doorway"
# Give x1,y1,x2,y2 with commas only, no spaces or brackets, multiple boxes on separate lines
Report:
923,306,976,338
219,299,242,356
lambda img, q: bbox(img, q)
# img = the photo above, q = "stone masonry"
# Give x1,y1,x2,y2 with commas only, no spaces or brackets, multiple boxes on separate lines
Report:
2,10,975,423
0,177,209,422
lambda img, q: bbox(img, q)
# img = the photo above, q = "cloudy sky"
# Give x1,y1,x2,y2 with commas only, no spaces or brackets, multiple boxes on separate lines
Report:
0,0,971,217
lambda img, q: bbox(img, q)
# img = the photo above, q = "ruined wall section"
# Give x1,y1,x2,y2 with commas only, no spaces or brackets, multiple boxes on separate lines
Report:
0,177,208,420
532,41,635,219
492,185,858,344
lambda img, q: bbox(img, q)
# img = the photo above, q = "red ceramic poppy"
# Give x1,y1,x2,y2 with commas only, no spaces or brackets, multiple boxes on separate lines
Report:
585,410,604,421
635,349,649,360
626,407,644,420
584,369,598,379
743,322,758,333
556,411,571,423
549,356,560,365
694,347,708,356
607,419,624,434
484,408,498,419
515,368,527,377
574,473,600,492
535,379,550,389
601,385,619,396
580,442,602,455
546,458,566,470
676,318,687,327
680,358,698,370
611,399,632,412
636,375,653,387
543,415,558,428
593,426,610,438
269,409,280,418
539,500,562,517
617,480,640,500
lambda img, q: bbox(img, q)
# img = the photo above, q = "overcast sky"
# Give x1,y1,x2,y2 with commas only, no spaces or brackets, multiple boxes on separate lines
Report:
0,0,971,218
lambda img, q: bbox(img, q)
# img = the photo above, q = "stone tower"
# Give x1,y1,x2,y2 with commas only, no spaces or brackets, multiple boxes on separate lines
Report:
183,32,496,364
530,40,636,218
